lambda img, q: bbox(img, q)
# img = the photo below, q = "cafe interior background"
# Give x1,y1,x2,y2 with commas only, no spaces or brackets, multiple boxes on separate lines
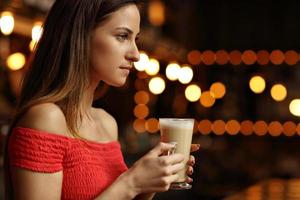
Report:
1,0,300,199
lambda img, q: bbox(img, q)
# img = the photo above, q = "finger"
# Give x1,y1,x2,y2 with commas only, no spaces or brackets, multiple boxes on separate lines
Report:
190,144,200,152
167,162,185,175
186,176,193,183
186,165,193,176
159,153,184,166
150,142,177,156
187,155,195,166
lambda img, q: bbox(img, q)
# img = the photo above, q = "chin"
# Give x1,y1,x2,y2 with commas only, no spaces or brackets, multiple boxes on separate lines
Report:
105,78,127,87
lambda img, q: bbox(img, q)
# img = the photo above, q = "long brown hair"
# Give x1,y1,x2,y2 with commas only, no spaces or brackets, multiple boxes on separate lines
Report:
4,0,138,199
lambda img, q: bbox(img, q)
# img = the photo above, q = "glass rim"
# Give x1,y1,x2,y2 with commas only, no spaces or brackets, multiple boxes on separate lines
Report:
159,118,194,121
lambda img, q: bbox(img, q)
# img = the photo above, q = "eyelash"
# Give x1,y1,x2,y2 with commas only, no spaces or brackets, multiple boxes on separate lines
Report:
116,34,129,41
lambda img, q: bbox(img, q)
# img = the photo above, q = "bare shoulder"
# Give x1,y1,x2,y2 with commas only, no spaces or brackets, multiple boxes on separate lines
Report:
93,108,118,140
16,103,69,136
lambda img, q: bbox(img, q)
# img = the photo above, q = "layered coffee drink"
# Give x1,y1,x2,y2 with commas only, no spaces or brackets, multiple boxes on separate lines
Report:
159,118,194,190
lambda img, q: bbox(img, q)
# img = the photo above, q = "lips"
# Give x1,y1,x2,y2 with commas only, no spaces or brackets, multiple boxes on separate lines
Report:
119,66,133,71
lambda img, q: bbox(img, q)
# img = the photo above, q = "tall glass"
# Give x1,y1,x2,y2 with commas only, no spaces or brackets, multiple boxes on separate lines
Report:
159,118,194,190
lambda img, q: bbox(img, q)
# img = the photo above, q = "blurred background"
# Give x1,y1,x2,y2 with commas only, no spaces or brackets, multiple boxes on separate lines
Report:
1,0,300,199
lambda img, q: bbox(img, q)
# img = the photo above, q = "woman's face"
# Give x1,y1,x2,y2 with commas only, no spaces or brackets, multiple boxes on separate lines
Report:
90,4,140,87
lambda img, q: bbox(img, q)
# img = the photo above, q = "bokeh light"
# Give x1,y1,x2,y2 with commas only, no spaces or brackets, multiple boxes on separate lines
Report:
268,121,282,137
242,50,257,65
254,121,268,136
201,50,215,65
257,50,269,65
200,91,215,107
32,21,43,42
148,0,165,26
145,58,160,76
145,118,159,133
134,104,149,119
29,40,37,51
0,11,14,35
178,65,193,84
6,53,26,71
134,90,150,104
216,50,229,65
289,99,300,117
148,77,165,95
134,52,149,71
285,50,298,65
270,50,284,65
133,119,146,133
210,82,226,99
166,62,180,81
187,50,201,65
185,84,201,102
283,121,296,137
226,120,240,135
198,120,212,135
212,120,226,135
249,76,266,94
240,120,253,136
229,50,242,65
270,84,287,101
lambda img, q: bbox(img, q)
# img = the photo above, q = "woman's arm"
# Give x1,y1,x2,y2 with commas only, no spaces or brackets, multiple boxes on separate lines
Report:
11,168,63,200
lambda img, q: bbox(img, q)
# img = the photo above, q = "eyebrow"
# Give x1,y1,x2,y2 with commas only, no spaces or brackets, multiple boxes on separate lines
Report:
115,27,140,36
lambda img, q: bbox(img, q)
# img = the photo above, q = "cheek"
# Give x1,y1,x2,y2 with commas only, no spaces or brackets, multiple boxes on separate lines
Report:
90,41,118,72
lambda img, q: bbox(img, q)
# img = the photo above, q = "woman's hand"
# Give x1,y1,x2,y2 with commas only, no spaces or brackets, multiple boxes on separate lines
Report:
125,142,185,195
186,144,200,183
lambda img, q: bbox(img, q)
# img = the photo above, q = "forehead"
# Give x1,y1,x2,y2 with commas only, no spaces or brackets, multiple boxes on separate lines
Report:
96,4,140,33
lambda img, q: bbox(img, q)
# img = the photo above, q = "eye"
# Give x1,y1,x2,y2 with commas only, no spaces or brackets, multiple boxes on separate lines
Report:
135,36,139,41
116,33,128,42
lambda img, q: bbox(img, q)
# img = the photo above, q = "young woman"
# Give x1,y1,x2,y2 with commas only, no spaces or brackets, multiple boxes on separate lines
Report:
4,0,199,199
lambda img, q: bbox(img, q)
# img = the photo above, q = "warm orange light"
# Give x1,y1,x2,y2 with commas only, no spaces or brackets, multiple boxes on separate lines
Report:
198,120,212,135
270,84,287,102
268,121,282,137
134,91,150,104
212,120,226,135
297,124,300,136
210,82,226,99
134,104,149,119
254,121,268,136
201,50,215,65
283,121,296,137
187,50,202,65
240,120,253,136
148,0,165,26
200,91,215,107
270,50,284,65
257,50,269,65
242,50,257,65
216,50,229,65
285,50,298,65
145,118,159,133
249,75,266,94
133,119,146,133
226,120,240,135
6,53,26,71
229,50,242,65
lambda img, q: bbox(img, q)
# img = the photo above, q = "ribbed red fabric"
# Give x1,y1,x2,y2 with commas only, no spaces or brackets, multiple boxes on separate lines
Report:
8,127,128,200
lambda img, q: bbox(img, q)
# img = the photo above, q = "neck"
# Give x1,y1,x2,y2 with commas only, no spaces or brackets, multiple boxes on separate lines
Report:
80,78,100,117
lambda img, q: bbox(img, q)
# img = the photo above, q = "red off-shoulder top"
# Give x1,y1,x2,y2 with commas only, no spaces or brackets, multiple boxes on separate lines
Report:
8,127,128,200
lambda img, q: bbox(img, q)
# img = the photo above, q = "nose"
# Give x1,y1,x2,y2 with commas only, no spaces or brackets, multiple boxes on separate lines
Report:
126,42,140,62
